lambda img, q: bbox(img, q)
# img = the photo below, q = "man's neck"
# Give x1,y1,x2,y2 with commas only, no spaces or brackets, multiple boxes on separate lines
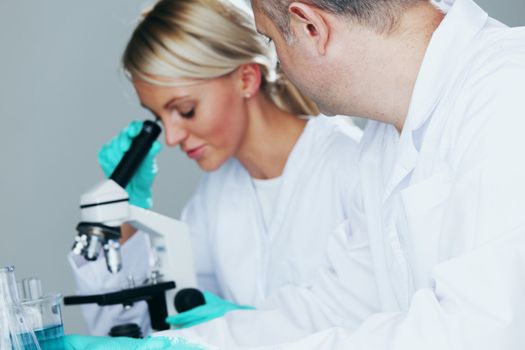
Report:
339,2,445,132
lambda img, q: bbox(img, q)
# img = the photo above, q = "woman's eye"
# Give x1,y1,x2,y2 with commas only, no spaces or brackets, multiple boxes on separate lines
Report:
180,108,195,119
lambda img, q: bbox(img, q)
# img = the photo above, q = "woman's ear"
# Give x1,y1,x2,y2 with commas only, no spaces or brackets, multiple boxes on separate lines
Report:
238,63,262,98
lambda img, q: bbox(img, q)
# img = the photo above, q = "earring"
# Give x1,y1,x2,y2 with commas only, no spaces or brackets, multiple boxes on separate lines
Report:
244,92,251,98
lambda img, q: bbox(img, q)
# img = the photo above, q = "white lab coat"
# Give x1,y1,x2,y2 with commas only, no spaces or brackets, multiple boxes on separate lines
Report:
185,116,363,307
156,0,525,348
69,115,366,336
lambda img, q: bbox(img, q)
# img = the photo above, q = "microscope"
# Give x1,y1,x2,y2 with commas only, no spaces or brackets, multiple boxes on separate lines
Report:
65,120,205,334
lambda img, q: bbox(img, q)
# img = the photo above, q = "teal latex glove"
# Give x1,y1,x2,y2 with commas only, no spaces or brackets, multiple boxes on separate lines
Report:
166,291,255,329
98,121,162,209
64,335,206,350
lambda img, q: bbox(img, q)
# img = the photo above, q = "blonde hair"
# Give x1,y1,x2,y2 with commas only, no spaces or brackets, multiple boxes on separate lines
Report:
122,0,319,116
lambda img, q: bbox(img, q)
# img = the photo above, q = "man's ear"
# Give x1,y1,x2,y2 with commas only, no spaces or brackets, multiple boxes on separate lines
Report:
238,63,262,98
288,2,330,55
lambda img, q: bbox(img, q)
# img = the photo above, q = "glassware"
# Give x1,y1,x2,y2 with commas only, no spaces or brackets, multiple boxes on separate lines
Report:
21,293,65,350
18,278,43,302
0,265,41,350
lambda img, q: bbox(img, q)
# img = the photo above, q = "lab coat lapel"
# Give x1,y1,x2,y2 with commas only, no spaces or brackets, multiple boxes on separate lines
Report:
214,160,267,303
265,121,316,243
358,122,402,311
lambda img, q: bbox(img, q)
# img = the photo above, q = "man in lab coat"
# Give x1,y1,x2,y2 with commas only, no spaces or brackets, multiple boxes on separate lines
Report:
158,0,525,348
250,0,524,348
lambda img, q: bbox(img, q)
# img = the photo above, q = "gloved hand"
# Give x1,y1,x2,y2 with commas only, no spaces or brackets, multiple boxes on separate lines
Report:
98,120,162,209
64,334,206,350
166,291,255,329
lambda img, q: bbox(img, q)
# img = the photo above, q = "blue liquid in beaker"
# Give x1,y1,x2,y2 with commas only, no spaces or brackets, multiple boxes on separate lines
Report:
34,324,65,350
11,331,40,350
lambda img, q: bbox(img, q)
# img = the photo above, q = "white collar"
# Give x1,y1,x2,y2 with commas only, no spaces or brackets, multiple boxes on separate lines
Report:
404,0,488,134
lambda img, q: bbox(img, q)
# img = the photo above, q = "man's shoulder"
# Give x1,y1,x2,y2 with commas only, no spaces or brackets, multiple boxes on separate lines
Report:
458,24,525,118
433,25,525,172
442,24,525,128
466,24,525,81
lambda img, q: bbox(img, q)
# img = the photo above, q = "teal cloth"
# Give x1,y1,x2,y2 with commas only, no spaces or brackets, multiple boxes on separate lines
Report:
64,335,206,350
98,120,162,209
166,292,255,329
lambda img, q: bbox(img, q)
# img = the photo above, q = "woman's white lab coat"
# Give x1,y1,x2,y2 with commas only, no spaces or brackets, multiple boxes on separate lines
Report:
157,0,525,348
69,115,365,336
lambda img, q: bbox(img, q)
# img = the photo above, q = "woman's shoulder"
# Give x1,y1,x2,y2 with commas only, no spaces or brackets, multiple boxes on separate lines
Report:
307,115,363,147
302,115,363,163
298,115,362,196
282,115,362,193
182,158,244,221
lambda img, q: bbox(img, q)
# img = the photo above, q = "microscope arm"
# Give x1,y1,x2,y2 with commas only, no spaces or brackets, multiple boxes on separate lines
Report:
127,205,198,316
64,281,176,331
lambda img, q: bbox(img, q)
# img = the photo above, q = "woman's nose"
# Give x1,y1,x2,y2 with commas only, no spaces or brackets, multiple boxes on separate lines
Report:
164,124,189,147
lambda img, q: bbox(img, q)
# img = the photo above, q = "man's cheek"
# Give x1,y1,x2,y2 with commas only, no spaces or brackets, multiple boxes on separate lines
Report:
279,59,300,84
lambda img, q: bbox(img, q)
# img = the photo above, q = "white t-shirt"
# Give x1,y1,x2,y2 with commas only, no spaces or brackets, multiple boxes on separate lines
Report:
251,176,283,229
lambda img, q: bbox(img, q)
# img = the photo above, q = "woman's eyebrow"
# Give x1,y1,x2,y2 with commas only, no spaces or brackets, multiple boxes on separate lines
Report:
163,95,191,110
140,94,192,117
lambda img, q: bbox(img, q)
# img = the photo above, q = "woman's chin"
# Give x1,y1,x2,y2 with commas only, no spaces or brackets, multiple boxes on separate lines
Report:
196,156,228,172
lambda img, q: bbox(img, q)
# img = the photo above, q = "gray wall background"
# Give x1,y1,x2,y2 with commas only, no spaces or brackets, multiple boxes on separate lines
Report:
0,0,523,334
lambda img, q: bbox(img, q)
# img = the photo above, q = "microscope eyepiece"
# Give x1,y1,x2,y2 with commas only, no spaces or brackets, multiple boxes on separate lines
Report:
110,120,162,189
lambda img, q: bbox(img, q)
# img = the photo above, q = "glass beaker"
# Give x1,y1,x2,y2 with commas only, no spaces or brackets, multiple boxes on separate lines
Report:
21,294,64,350
0,265,42,350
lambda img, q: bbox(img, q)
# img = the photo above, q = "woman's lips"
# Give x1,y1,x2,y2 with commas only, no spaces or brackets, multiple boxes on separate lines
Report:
186,145,206,160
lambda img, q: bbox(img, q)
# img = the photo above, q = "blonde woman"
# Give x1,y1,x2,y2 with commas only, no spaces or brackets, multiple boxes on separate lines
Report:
69,0,363,340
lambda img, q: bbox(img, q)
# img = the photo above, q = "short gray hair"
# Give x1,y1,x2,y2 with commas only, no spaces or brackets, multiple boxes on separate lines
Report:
254,0,426,37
